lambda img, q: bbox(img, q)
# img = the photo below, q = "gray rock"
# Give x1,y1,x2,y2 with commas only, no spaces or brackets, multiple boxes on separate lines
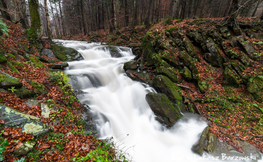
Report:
0,104,52,136
206,133,217,153
13,140,36,157
192,126,210,156
41,49,55,58
124,61,138,71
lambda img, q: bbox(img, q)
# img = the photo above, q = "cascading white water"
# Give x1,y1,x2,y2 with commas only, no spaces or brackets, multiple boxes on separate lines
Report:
55,40,262,162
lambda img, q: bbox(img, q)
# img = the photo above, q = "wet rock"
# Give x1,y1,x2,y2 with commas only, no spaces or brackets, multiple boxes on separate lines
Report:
51,43,83,61
0,104,52,136
152,75,185,112
192,126,210,156
48,62,69,69
247,76,263,102
0,70,22,89
41,49,55,59
124,61,138,71
125,70,152,84
146,92,182,126
206,133,217,153
13,140,36,157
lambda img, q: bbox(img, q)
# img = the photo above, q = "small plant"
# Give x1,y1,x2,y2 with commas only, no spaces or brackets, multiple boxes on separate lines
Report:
8,86,17,93
0,130,8,161
0,19,9,39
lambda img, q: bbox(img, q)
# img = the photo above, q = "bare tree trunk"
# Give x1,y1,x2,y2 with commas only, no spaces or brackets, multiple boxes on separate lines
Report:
252,0,261,16
228,0,240,24
170,0,175,18
49,0,60,38
124,0,129,26
54,2,62,37
81,0,88,35
44,0,52,40
59,0,65,36
110,0,115,32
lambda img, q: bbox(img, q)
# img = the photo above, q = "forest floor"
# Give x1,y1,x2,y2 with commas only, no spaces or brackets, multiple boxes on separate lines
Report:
65,17,263,154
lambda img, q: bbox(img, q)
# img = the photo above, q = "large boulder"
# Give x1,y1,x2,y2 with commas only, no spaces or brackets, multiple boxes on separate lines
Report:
152,75,185,112
123,61,138,71
0,104,52,136
156,66,181,83
237,35,260,61
41,49,55,58
179,51,200,81
0,70,22,89
51,43,83,61
146,92,182,126
48,62,69,69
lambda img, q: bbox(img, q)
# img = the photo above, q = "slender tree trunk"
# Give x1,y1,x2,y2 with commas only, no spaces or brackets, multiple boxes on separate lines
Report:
49,0,60,38
59,0,65,36
44,0,52,40
170,0,175,18
132,0,137,27
81,0,88,35
124,0,129,26
228,0,240,24
110,0,115,32
55,2,62,37
252,0,261,16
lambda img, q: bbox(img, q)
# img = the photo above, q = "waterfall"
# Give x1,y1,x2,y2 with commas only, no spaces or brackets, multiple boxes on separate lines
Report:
55,40,262,162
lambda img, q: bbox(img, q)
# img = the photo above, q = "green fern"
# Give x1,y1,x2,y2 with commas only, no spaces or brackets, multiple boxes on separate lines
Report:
0,19,9,39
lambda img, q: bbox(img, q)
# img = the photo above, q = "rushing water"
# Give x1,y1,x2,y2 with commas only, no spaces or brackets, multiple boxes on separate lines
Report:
54,40,262,162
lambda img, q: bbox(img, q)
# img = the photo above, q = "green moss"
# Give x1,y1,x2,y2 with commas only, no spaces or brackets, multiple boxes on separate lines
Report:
7,61,19,73
28,56,44,68
6,53,16,59
0,73,20,84
26,0,42,44
156,66,181,83
0,49,7,63
10,60,24,67
51,43,80,61
14,86,36,99
29,80,46,94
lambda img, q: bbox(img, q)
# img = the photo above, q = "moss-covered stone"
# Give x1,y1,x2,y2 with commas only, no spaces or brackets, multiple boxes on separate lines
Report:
161,50,181,68
28,56,44,68
0,70,22,89
186,29,204,44
179,51,200,81
51,43,83,61
124,61,138,71
247,76,263,102
183,37,199,60
146,92,182,126
220,27,231,39
156,66,181,83
223,64,242,87
48,62,69,69
29,80,46,94
152,75,185,112
204,38,224,67
13,140,36,157
181,66,192,81
14,86,36,99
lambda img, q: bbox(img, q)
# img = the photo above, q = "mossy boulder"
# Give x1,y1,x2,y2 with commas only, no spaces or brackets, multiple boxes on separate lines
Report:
179,51,200,81
29,80,46,94
124,61,138,71
206,133,217,153
183,37,199,60
186,29,204,45
0,104,52,136
156,66,181,83
222,63,242,87
152,75,185,112
13,86,36,99
161,50,181,68
125,70,151,84
220,27,231,39
41,49,55,59
0,70,22,89
181,66,192,81
51,43,83,61
146,92,182,126
237,35,260,61
247,76,263,102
